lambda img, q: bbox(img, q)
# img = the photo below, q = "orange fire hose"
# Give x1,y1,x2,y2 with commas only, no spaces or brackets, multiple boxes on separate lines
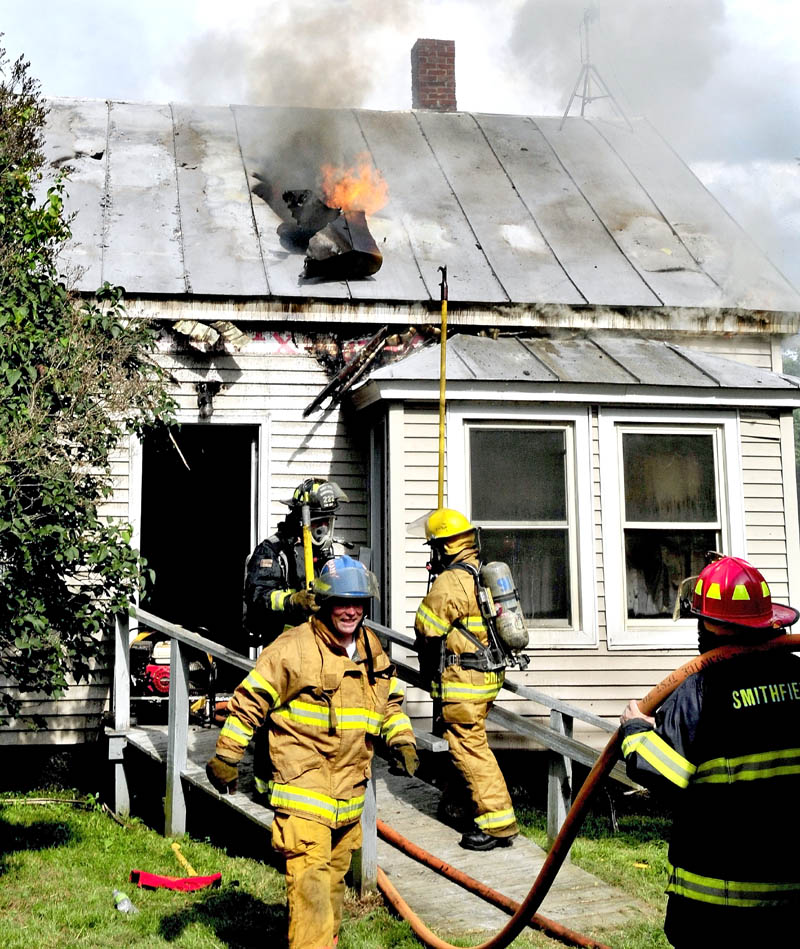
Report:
376,633,800,949
376,819,609,949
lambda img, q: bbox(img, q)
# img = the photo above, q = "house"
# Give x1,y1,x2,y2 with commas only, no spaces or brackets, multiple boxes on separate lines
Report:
10,39,800,748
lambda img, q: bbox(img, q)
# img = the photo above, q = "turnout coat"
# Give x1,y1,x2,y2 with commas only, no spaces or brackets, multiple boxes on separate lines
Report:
414,550,504,720
215,616,415,828
621,650,800,941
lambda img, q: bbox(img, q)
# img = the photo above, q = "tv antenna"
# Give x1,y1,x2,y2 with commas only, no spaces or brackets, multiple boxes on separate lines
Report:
559,6,632,130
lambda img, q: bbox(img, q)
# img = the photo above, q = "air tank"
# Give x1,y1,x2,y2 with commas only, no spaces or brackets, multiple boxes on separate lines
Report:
479,561,530,652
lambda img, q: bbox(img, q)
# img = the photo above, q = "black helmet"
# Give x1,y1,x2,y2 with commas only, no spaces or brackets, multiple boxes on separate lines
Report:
283,478,348,514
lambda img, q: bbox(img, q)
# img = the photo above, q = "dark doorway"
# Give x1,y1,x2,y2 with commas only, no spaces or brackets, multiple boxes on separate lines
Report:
139,425,256,656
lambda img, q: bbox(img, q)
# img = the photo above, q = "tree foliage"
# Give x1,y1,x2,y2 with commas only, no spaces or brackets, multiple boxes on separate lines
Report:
0,44,176,717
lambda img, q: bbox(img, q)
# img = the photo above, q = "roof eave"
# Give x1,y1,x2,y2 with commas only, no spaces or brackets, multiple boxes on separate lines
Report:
351,379,800,411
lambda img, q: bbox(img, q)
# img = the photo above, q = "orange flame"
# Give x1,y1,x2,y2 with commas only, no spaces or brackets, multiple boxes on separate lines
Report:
320,152,389,216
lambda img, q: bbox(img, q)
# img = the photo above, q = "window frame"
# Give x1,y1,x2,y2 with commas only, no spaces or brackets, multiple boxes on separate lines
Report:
599,407,745,650
447,404,597,648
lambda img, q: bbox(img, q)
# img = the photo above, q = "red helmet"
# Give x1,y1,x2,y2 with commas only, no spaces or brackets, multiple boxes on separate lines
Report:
691,556,799,629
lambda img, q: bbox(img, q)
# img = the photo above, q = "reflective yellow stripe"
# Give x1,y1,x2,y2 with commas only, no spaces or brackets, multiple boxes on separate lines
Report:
220,714,254,748
460,614,488,633
268,781,365,822
666,862,800,907
270,589,294,610
706,582,722,600
695,747,800,784
621,730,696,788
475,807,516,830
382,712,413,741
388,676,405,699
274,700,383,733
440,678,503,702
242,669,279,704
416,602,449,637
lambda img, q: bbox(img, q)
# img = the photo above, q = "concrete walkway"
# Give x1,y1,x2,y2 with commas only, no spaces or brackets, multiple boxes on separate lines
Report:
125,723,653,944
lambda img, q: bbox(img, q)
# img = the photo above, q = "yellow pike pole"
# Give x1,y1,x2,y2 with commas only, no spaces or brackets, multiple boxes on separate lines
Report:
437,266,448,509
301,489,314,587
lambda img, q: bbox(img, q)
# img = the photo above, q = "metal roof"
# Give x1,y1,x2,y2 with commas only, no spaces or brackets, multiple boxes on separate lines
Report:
43,98,800,311
354,334,800,408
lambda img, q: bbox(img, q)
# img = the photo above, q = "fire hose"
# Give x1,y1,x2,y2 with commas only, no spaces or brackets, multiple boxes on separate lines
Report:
376,633,800,949
376,819,608,949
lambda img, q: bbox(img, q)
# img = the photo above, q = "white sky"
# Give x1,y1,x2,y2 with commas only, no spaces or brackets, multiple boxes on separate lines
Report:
3,0,799,287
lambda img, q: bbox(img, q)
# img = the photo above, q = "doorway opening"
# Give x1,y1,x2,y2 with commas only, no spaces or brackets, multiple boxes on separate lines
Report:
139,424,257,657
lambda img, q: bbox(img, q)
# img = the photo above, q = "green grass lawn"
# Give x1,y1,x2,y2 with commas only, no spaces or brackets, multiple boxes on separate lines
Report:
0,750,673,949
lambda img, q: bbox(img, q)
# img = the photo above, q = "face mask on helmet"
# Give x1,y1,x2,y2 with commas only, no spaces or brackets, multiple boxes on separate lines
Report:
310,515,335,548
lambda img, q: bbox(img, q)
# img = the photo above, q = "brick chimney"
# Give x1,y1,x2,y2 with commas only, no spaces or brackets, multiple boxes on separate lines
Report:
411,39,456,112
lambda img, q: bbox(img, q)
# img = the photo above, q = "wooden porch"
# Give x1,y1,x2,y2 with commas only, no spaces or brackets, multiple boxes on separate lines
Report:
107,608,655,943
123,721,652,942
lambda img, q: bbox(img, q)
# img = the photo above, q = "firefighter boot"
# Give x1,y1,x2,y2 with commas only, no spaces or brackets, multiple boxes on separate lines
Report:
460,828,514,851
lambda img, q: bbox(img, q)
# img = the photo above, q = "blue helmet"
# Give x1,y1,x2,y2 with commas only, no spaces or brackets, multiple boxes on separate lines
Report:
311,555,380,601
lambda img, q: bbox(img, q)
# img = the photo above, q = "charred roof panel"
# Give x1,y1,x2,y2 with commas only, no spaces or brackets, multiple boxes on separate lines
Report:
232,104,351,299
331,110,429,301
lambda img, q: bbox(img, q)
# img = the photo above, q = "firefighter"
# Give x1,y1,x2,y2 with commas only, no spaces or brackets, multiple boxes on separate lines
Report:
620,555,800,947
207,555,419,949
243,478,348,797
413,508,518,851
243,478,349,647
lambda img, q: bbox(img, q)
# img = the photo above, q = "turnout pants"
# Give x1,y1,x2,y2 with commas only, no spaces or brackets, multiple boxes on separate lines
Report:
441,700,517,838
272,813,362,949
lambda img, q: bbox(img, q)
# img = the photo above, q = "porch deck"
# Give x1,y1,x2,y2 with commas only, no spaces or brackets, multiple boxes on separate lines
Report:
125,723,654,943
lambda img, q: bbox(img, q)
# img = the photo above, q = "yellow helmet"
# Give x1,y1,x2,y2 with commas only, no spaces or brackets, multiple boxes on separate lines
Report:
424,508,475,545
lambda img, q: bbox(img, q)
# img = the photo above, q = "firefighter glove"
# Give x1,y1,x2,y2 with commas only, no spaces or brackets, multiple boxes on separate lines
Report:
389,743,420,777
288,589,319,613
206,755,239,794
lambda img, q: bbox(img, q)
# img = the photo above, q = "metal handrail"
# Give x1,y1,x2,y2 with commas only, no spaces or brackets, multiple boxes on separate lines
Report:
368,620,617,732
110,608,635,888
369,620,634,791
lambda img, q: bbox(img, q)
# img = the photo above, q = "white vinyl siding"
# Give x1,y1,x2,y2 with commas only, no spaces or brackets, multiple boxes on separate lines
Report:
154,343,368,547
0,326,369,743
388,396,800,744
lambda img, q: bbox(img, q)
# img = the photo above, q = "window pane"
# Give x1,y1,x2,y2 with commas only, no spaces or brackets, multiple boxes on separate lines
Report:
481,528,569,620
625,529,718,619
623,434,716,522
471,429,566,521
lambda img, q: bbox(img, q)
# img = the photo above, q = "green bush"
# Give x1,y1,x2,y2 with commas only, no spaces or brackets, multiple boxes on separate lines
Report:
0,43,175,716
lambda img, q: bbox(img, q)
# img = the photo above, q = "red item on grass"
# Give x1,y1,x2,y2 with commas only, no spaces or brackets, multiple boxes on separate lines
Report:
129,869,222,891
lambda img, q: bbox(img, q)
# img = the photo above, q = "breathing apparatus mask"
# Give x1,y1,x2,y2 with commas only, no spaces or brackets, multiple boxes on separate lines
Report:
407,508,481,578
282,478,348,553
